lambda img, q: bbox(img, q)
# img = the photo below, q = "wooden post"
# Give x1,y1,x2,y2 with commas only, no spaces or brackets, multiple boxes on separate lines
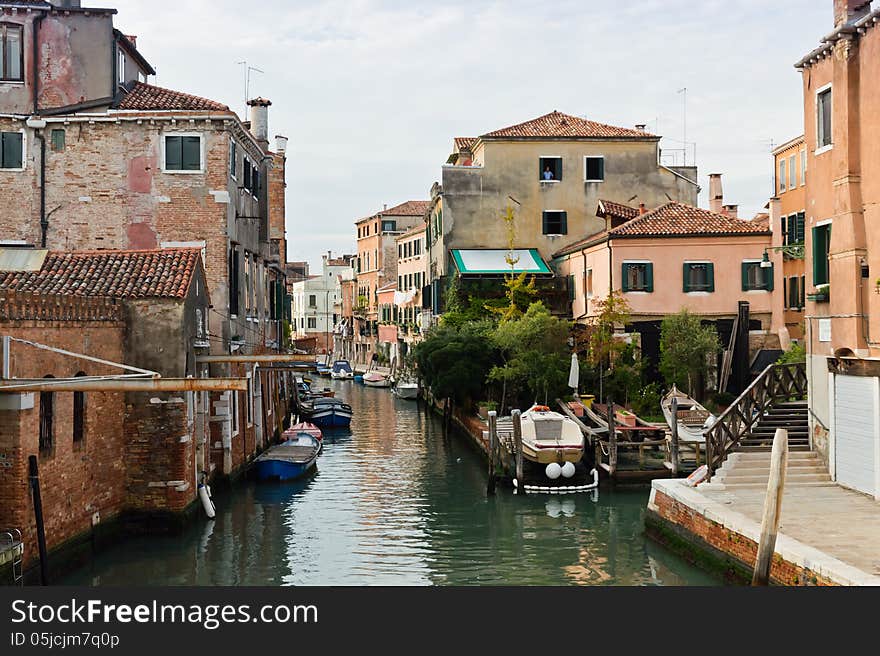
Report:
752,428,789,586
607,398,617,478
28,455,49,586
512,409,524,487
487,411,498,496
670,396,680,477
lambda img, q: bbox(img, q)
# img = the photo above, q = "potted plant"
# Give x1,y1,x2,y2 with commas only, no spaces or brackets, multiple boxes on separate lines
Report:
478,401,498,420
807,283,830,303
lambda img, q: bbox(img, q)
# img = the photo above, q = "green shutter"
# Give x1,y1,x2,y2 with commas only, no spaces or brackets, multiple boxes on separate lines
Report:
622,264,631,292
1,132,22,169
741,262,749,291
683,263,690,292
813,226,829,285
783,277,789,309
165,136,182,170
561,211,568,235
764,262,774,291
706,263,715,292
645,263,654,293
796,212,806,243
182,136,200,170
542,211,548,234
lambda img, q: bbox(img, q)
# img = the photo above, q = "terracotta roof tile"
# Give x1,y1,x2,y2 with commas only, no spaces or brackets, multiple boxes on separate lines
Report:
598,199,640,222
482,111,655,140
116,82,229,112
0,249,203,300
454,137,477,151
610,202,772,238
381,200,431,217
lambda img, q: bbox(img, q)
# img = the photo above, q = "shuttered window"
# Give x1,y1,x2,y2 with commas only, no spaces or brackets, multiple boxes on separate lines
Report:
542,211,567,235
683,262,714,292
165,135,201,171
0,131,23,169
622,263,653,292
742,261,773,291
229,141,237,178
817,88,832,148
812,224,831,285
585,156,605,181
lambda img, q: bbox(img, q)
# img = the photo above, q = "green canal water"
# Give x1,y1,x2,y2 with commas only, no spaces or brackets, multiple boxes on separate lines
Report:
60,381,718,586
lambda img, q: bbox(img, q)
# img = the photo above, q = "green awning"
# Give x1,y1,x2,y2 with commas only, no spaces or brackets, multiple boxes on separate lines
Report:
451,249,552,275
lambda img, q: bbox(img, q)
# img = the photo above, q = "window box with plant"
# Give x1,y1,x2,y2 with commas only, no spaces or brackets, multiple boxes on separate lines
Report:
807,284,830,303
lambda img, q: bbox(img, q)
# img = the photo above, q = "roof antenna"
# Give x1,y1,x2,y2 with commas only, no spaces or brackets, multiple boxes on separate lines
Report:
236,61,264,117
677,88,688,165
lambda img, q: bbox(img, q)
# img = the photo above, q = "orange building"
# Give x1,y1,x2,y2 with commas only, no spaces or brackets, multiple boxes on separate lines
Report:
798,0,880,497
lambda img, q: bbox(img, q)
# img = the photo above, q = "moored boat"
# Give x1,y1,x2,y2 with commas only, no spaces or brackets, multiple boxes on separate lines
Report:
661,385,715,443
301,397,353,429
330,360,354,380
253,433,321,481
519,405,585,479
392,382,419,399
288,421,323,442
363,372,391,388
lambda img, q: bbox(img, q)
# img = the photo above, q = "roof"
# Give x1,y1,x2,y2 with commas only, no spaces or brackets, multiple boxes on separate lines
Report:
356,200,431,224
116,82,229,112
377,282,398,293
795,5,880,69
598,199,640,223
113,29,156,76
609,202,773,238
0,248,204,300
481,111,655,140
752,213,771,228
771,134,806,156
451,249,552,276
396,222,427,241
454,137,477,151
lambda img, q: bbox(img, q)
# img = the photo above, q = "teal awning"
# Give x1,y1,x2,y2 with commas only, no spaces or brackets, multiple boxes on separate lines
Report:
451,249,552,275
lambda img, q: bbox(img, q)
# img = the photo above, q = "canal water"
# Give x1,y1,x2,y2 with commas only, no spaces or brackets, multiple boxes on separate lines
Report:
60,380,718,586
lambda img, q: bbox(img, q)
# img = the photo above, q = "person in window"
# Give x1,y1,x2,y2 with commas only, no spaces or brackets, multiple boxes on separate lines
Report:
543,166,554,181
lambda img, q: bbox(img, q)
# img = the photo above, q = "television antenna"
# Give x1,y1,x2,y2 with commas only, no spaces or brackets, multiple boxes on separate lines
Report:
236,61,264,115
677,87,687,166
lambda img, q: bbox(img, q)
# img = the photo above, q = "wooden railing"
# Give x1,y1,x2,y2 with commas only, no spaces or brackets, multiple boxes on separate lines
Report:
706,362,807,475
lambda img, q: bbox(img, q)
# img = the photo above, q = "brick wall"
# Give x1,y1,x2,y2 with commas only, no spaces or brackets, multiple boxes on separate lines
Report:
648,488,836,586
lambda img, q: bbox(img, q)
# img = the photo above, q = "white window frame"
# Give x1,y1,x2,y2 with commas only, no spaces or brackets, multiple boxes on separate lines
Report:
231,391,240,437
161,131,205,174
585,268,594,299
246,371,254,428
584,155,605,182
539,155,562,183
117,48,126,85
778,159,786,195
229,138,238,180
800,148,807,186
741,258,768,293
815,83,833,155
0,128,26,172
542,209,567,236
684,260,713,295
622,259,652,294
788,154,796,190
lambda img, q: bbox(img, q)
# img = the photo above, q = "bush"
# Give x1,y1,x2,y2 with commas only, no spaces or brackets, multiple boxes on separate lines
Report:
631,382,662,420
777,342,806,365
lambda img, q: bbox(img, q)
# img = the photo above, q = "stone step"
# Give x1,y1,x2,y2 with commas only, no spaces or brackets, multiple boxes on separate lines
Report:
717,462,825,475
728,450,818,460
715,471,830,483
735,444,812,452
699,480,837,491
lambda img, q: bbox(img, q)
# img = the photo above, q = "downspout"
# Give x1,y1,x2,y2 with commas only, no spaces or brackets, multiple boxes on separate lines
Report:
33,12,47,248
37,129,47,247
253,363,264,450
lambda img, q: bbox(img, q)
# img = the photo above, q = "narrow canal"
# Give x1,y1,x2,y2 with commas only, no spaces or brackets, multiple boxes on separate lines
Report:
60,381,718,586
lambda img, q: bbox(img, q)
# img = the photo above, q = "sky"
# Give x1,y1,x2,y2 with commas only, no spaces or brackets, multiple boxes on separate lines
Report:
110,0,831,270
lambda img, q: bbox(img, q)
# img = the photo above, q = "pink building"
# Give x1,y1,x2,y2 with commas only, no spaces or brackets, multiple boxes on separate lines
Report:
554,200,779,388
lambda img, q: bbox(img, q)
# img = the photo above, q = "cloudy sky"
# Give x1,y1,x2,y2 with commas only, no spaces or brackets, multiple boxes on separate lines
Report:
112,0,830,269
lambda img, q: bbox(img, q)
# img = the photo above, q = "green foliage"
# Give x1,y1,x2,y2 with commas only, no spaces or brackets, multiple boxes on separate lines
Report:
659,310,720,397
489,302,571,407
631,381,663,421
413,321,497,406
604,342,644,405
586,291,631,370
488,272,539,323
777,341,806,365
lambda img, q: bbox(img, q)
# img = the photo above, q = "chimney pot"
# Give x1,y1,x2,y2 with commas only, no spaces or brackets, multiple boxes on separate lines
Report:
723,204,739,219
835,0,871,27
639,203,647,215
274,134,288,154
709,173,724,214
635,124,646,132
247,97,272,149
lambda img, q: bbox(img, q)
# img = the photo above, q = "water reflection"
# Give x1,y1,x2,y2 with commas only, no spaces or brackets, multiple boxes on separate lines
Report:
59,381,717,586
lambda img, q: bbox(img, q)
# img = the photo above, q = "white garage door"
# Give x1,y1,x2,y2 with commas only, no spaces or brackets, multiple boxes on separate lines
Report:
834,375,878,496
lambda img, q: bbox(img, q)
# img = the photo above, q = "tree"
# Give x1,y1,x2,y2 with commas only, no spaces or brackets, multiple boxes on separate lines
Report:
490,302,571,409
777,341,806,365
582,291,631,401
659,310,720,397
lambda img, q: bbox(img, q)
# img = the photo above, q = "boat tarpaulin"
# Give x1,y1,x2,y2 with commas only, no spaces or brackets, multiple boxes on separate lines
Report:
450,249,552,276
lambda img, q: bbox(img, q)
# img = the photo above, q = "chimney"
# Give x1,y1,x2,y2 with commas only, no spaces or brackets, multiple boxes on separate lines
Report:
835,0,871,26
709,173,724,213
274,134,288,154
125,35,138,49
723,204,739,219
247,97,272,150
635,124,646,132
639,203,647,215
49,1,82,7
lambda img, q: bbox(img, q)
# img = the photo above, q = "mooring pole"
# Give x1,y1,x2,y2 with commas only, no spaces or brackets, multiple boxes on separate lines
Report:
670,396,680,477
753,428,788,586
28,455,49,586
607,397,617,478
512,409,524,488
487,411,498,496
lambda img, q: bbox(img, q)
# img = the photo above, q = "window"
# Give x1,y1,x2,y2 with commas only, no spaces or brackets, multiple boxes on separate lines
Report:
243,159,251,189
542,210,568,235
812,223,831,285
195,309,203,338
246,374,253,426
622,262,654,292
229,141,237,179
801,149,807,186
382,220,396,232
778,159,786,195
683,262,714,292
229,247,240,315
568,275,576,302
585,156,605,182
788,276,802,310
800,275,806,307
73,372,86,443
50,129,65,152
164,134,201,171
785,212,805,246
817,87,832,149
251,165,259,195
117,48,125,85
308,294,317,308
39,376,54,454
788,155,796,190
0,131,22,169
0,24,23,82
585,269,594,298
741,261,773,291
539,156,562,181
307,317,317,329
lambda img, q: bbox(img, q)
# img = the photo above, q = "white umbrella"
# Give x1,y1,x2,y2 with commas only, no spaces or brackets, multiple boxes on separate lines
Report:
568,353,580,390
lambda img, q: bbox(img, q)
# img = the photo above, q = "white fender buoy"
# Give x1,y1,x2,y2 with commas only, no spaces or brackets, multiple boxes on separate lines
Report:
199,483,216,519
545,463,562,480
561,462,576,479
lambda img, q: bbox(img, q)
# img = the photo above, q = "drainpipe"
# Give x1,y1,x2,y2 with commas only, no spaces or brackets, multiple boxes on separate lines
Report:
31,13,48,248
253,363,264,450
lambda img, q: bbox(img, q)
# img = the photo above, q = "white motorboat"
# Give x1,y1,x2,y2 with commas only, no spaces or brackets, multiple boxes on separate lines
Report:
363,372,391,388
330,360,354,380
392,382,419,399
519,405,585,478
661,385,716,444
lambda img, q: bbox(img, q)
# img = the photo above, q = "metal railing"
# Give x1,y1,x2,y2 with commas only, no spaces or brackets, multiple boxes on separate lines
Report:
706,362,807,475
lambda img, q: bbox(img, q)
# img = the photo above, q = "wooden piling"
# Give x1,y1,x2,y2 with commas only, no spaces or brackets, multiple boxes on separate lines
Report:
28,455,49,586
512,409,524,487
607,398,617,478
670,396,680,477
752,428,788,586
487,411,498,496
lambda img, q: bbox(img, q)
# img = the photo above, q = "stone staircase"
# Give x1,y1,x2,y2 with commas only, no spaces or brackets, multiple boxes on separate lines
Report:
702,450,833,490
737,401,811,452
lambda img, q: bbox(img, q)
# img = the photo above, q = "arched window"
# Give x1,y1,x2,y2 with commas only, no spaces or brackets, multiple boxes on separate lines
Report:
39,375,55,453
73,372,86,443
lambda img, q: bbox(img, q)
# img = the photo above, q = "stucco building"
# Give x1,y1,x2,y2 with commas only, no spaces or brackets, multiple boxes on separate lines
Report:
290,253,353,355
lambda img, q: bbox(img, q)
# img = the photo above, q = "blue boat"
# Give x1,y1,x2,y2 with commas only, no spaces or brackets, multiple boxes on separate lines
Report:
303,397,353,429
253,433,321,482
330,360,354,380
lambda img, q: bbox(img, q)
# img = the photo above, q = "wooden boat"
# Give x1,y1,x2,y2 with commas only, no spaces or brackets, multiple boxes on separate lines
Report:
520,404,585,473
301,397,353,429
363,372,391,388
330,360,354,380
315,364,332,377
661,386,716,443
289,421,322,442
392,382,419,399
253,433,320,481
